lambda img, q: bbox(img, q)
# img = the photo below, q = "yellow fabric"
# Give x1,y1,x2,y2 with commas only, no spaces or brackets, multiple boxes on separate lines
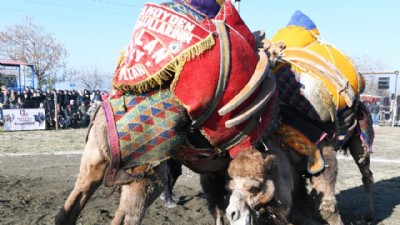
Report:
216,0,224,6
283,47,349,110
272,24,365,111
272,26,318,48
307,43,363,99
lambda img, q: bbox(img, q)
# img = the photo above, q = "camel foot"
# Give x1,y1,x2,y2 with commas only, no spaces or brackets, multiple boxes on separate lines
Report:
363,210,376,222
159,192,180,202
165,200,178,208
319,199,337,213
320,209,344,225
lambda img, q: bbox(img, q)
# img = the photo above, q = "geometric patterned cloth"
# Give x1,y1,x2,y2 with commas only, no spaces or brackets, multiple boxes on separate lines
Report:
356,102,374,152
102,89,185,185
273,63,324,122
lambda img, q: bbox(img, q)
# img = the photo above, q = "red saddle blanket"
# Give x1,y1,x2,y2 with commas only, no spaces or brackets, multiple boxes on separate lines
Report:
112,1,277,157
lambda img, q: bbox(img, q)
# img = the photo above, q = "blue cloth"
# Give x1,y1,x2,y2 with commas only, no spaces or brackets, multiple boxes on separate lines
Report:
172,0,221,18
371,113,379,125
287,10,317,30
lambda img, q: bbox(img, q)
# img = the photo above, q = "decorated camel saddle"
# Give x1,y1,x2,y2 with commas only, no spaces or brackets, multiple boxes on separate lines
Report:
101,0,280,185
271,11,374,174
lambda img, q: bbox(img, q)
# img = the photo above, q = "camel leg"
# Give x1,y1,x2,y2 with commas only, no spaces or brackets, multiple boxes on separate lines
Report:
200,173,228,225
55,126,107,225
112,162,167,225
310,144,343,225
347,134,375,222
161,158,182,208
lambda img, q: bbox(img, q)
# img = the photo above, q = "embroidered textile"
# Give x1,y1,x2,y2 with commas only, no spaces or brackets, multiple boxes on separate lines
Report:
111,1,274,159
277,123,325,174
112,3,215,93
356,102,374,152
273,63,325,122
103,90,185,184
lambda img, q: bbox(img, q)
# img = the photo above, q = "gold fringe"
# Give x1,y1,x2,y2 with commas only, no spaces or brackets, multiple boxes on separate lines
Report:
113,34,215,94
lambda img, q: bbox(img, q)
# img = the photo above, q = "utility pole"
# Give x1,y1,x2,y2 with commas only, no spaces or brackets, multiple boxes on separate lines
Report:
392,71,399,127
361,70,399,127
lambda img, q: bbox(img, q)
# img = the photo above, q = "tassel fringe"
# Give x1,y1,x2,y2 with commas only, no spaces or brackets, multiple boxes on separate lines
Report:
113,34,215,94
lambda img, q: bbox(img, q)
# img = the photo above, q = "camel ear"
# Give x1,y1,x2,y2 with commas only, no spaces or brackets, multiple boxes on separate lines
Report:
263,155,277,175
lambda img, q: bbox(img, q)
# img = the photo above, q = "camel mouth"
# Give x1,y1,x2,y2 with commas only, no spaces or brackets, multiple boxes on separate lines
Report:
226,190,252,225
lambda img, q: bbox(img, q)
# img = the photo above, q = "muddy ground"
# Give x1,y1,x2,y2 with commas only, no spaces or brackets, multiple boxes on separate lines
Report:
0,125,400,225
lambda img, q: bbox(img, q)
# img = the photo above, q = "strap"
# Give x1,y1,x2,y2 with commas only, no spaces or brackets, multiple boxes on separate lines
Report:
224,76,276,128
102,100,122,187
283,47,356,108
191,20,231,128
219,110,262,151
218,49,270,116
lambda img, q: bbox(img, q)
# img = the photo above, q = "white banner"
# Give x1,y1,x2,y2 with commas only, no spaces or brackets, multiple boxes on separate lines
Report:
2,108,46,131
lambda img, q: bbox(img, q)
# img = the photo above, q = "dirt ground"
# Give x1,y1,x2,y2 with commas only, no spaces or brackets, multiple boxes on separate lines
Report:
1,125,400,225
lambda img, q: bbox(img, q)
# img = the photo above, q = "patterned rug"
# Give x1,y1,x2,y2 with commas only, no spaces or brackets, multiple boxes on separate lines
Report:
102,90,185,186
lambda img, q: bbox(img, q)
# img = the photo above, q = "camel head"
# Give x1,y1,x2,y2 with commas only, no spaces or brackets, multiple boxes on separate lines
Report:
226,148,277,225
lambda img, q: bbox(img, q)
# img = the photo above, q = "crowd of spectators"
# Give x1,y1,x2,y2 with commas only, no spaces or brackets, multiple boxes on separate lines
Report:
0,86,108,129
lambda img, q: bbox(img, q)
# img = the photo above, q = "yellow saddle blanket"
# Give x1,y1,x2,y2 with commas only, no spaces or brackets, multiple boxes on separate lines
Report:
272,10,365,119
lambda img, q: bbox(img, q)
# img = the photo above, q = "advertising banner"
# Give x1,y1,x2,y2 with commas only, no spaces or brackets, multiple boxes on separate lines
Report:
2,108,46,131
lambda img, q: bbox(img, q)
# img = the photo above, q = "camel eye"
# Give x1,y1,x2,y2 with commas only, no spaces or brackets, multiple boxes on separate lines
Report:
248,186,261,194
229,182,236,190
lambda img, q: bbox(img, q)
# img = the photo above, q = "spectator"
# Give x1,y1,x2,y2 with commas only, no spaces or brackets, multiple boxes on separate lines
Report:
71,89,79,102
0,86,7,123
13,97,24,109
9,90,17,108
16,90,22,100
63,104,75,128
44,91,55,127
78,101,90,127
92,90,102,102
83,89,91,105
87,101,99,121
22,93,35,108
58,90,65,108
29,88,35,99
0,88,109,128
370,102,380,126
56,103,67,129
2,88,10,109
64,91,71,107
77,90,84,107
65,100,80,128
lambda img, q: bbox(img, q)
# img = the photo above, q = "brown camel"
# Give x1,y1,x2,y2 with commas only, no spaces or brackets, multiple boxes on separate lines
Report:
53,97,277,225
274,98,375,225
55,105,179,225
226,145,296,225
54,105,311,225
55,2,373,225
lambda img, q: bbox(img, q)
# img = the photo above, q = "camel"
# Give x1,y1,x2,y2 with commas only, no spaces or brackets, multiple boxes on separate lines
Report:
226,145,296,225
55,2,374,225
53,90,282,225
55,1,285,224
270,62,375,224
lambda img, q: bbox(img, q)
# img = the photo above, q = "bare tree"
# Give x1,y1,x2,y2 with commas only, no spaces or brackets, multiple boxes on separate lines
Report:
69,66,111,91
0,17,67,88
351,54,390,96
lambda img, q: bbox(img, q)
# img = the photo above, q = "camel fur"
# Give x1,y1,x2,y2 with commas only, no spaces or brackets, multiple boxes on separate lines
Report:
226,145,296,225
